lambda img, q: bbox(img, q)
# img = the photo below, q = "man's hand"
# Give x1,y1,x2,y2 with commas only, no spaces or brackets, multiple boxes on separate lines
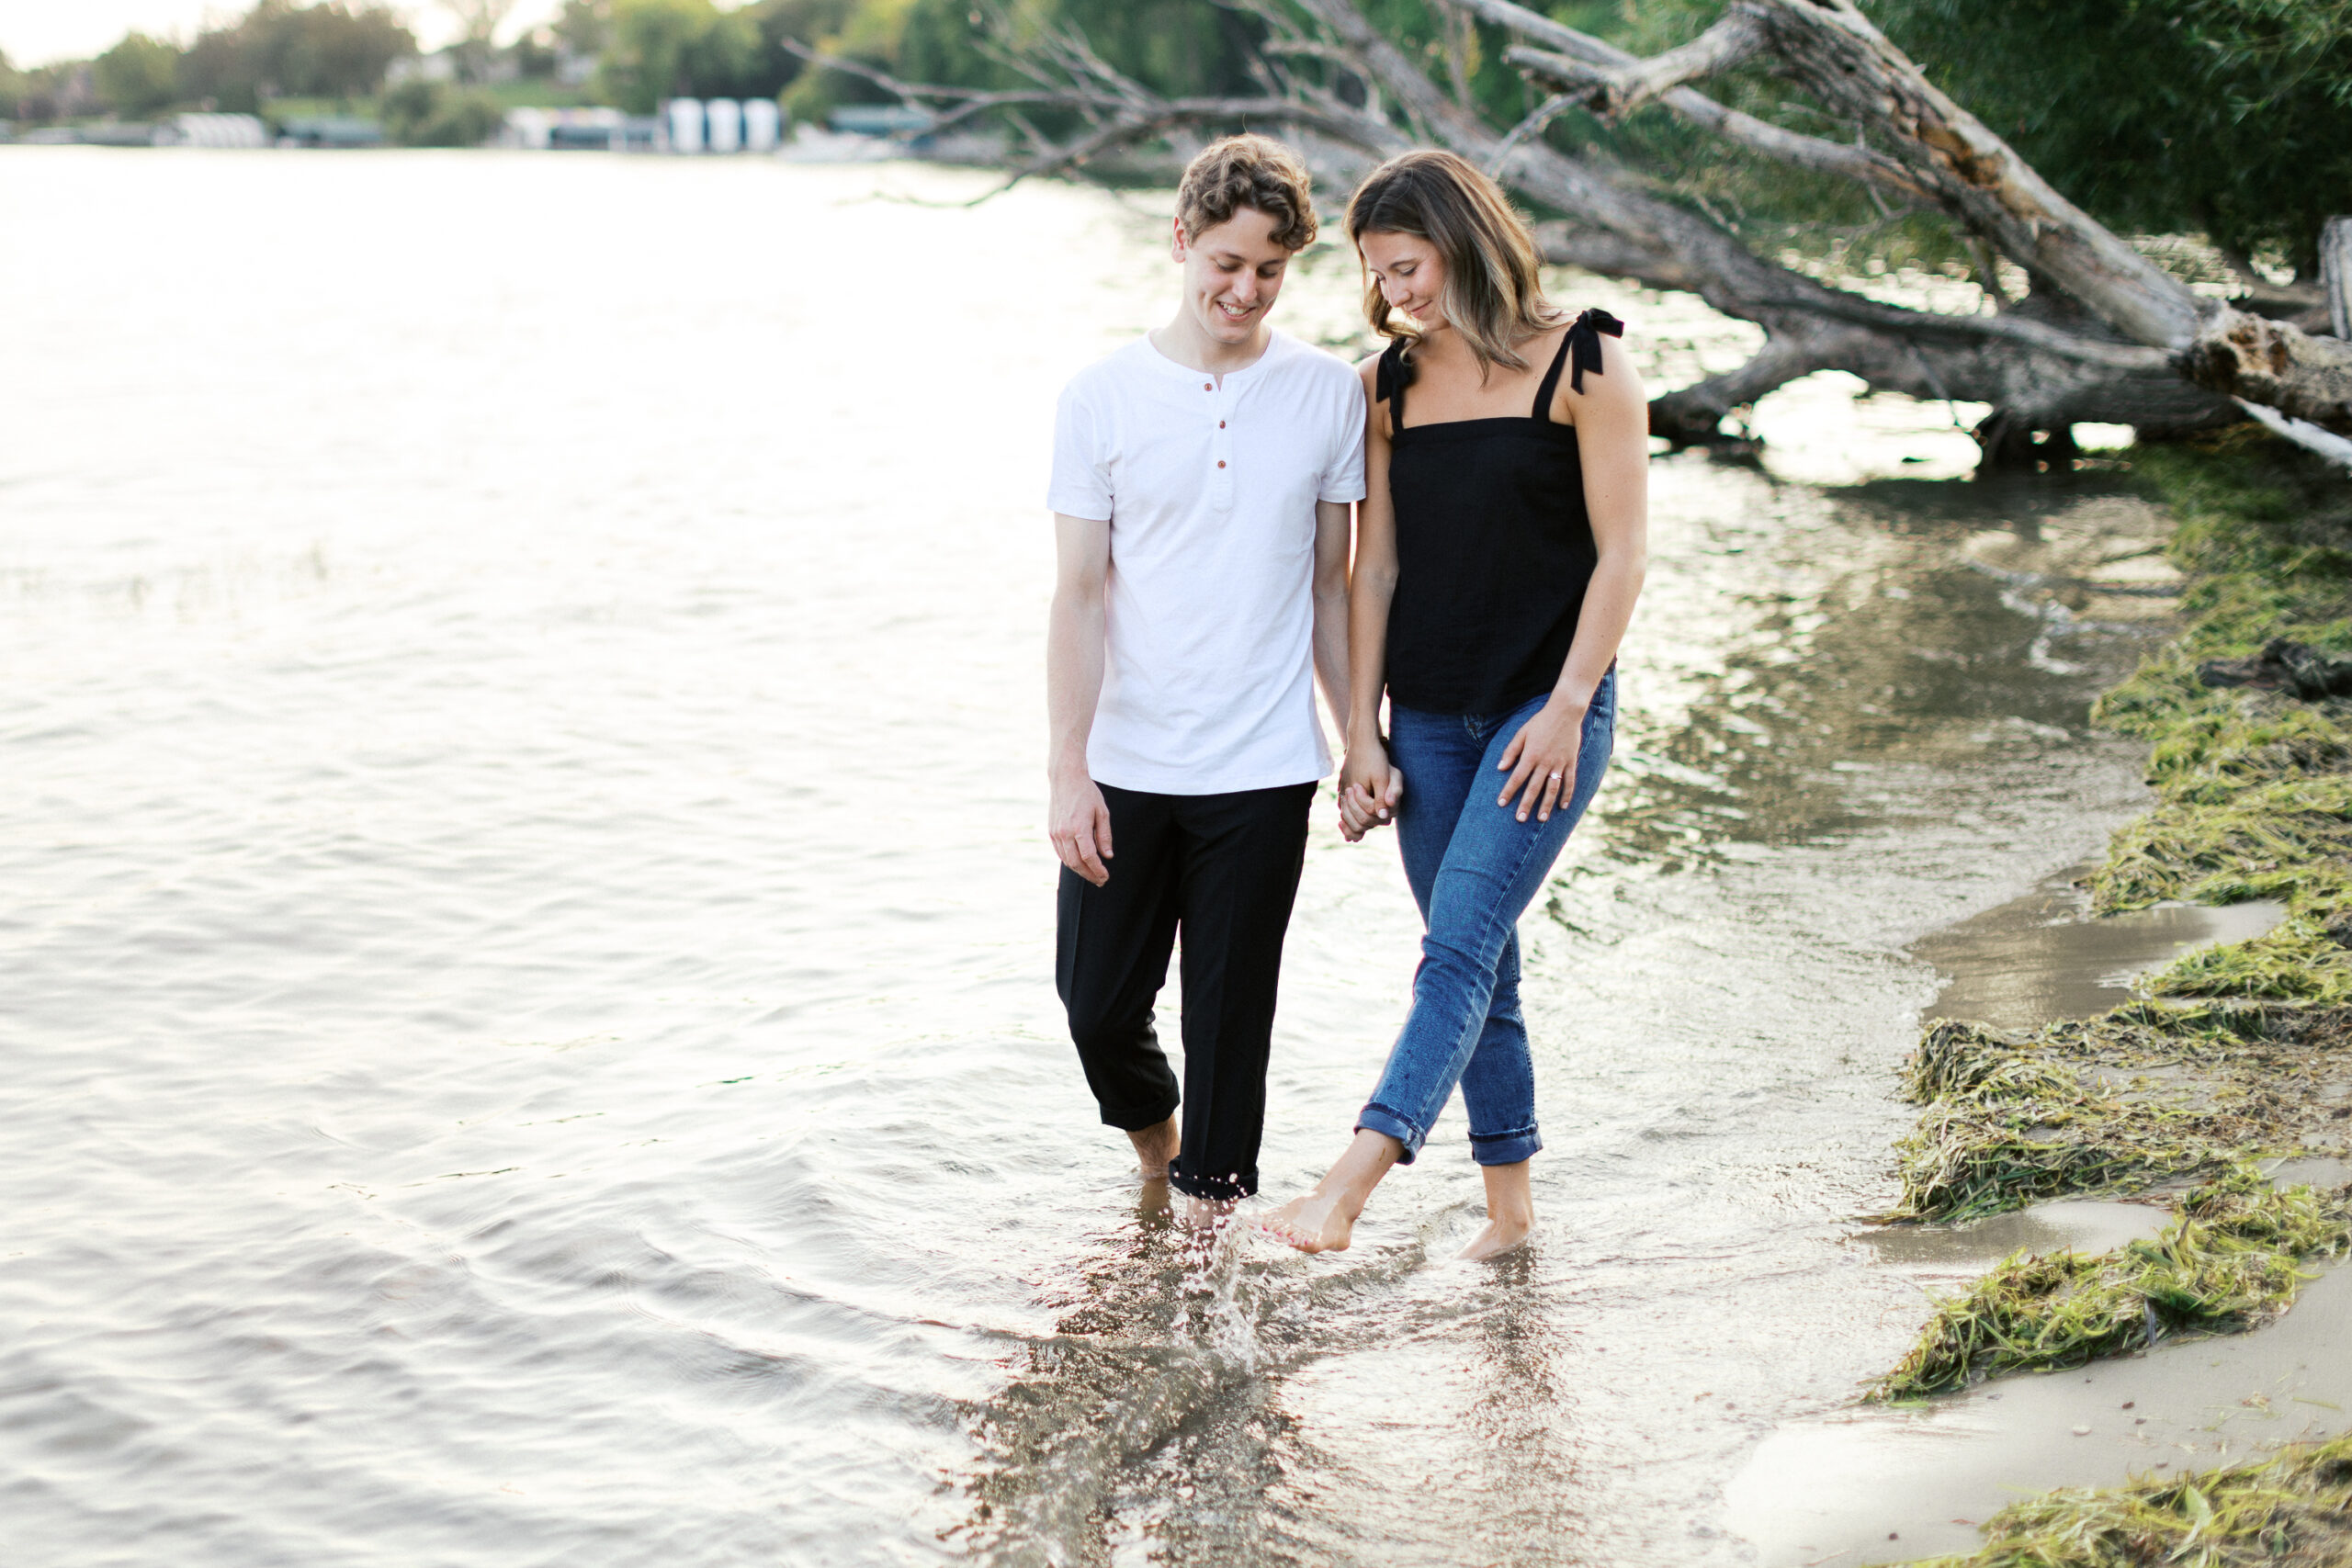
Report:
1050,761,1114,886
1338,739,1404,842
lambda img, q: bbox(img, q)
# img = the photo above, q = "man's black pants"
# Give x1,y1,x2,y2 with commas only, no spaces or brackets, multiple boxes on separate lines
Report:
1056,779,1314,1201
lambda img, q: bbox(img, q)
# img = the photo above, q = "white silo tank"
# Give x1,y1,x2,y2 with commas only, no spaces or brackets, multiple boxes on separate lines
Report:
706,97,742,153
743,98,779,152
667,97,705,153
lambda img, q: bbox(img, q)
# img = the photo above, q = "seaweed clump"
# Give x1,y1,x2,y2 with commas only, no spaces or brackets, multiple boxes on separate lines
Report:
1890,1017,2260,1223
2087,440,2352,1008
1871,1166,2352,1400
1909,1426,2352,1567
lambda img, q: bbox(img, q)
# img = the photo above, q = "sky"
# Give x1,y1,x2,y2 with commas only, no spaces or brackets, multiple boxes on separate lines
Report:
0,2,562,67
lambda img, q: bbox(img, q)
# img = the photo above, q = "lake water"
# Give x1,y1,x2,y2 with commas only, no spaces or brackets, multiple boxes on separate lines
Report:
3,148,2173,1566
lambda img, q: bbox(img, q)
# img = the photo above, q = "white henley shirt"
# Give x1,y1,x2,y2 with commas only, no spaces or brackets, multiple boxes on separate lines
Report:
1048,328,1367,795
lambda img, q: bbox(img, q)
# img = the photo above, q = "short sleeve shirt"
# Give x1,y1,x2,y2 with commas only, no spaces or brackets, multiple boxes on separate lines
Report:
1048,329,1367,795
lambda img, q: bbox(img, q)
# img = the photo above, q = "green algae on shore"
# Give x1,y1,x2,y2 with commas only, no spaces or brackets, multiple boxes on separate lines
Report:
1871,1166,2351,1401
1889,1010,2311,1223
2087,441,2352,1010
1893,437,2352,1229
1905,1426,2352,1567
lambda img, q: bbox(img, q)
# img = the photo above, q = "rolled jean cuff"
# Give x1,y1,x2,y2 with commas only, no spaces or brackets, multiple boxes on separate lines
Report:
1468,1124,1542,1167
1356,1101,1428,1165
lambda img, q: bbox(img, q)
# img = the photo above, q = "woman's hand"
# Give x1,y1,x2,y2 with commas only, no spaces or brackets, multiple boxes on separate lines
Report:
1497,699,1586,823
1339,738,1404,842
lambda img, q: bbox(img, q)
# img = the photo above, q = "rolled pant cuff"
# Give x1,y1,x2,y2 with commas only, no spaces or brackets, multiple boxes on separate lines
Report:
1169,1165,1255,1201
1355,1102,1429,1165
1097,1098,1180,1134
1468,1125,1542,1167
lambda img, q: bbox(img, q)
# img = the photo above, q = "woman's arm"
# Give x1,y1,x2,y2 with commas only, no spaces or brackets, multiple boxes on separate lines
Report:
1340,356,1402,840
1496,331,1648,822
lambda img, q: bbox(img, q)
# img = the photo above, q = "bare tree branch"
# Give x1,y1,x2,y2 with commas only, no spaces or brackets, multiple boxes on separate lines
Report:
1521,11,1767,121
1500,44,1930,201
788,0,2256,452
1444,0,1933,202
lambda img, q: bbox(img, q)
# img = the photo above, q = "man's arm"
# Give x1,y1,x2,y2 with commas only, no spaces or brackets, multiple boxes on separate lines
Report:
1047,512,1114,886
1310,497,1352,745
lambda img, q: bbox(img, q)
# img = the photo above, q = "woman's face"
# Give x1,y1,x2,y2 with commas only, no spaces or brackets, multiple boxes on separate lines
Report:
1359,231,1446,328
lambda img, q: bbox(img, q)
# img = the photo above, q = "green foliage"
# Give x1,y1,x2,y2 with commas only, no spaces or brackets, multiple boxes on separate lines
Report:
1914,1427,2352,1567
179,2,415,108
94,32,181,118
554,0,613,60
772,0,1265,126
1871,0,2352,276
600,0,768,112
1,56,97,124
0,49,28,120
380,79,505,146
1872,1167,2352,1400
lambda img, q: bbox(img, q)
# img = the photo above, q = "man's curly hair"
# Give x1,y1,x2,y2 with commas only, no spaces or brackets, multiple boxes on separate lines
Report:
1176,135,1318,253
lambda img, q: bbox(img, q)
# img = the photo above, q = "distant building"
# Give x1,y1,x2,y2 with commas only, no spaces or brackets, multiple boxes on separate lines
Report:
277,118,386,149
172,114,269,149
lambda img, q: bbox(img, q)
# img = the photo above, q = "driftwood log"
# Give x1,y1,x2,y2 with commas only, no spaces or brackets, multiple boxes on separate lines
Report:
797,0,2352,466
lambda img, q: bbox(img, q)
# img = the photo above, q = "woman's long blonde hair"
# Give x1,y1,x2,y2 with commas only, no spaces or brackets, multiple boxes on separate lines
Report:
1345,150,1561,385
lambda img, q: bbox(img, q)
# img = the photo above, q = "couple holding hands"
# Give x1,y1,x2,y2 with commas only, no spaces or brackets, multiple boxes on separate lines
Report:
1046,135,1647,1259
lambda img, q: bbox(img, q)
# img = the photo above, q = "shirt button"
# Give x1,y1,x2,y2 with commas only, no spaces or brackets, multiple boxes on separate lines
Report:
1216,460,1227,468
1218,421,1226,428
1203,382,1213,391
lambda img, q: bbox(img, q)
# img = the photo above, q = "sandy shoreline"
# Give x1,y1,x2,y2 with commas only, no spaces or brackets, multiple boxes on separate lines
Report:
1731,437,2352,1566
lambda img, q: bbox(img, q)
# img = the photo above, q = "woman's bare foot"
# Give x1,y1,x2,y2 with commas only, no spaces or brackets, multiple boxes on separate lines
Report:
1257,1129,1405,1254
1126,1115,1179,1183
1456,1214,1532,1260
1458,1157,1534,1260
1261,1189,1359,1252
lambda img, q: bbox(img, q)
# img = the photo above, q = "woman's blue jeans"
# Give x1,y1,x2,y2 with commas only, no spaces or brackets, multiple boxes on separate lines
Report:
1358,671,1615,1167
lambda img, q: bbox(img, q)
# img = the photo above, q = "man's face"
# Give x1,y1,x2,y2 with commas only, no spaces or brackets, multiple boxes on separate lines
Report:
1172,207,1293,346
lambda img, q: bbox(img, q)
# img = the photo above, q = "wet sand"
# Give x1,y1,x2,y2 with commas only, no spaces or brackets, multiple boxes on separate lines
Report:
1731,1255,2352,1564
1724,882,2329,1562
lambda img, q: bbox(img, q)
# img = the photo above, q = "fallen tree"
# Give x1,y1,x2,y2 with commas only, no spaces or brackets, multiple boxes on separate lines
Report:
796,0,2352,466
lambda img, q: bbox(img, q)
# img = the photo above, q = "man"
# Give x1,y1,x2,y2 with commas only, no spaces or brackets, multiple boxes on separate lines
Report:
1046,135,1364,1208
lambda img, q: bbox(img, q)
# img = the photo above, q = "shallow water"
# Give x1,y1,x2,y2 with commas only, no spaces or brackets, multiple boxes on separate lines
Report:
1917,868,2286,1032
0,148,2181,1566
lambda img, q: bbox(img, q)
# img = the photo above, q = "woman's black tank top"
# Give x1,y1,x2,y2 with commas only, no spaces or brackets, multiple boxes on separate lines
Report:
1377,308,1622,716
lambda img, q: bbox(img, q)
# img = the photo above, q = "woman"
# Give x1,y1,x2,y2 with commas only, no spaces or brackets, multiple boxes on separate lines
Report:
1265,151,1648,1261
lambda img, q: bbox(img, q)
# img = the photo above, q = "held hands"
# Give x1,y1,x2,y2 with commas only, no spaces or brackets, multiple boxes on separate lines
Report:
1498,699,1587,823
1339,738,1404,842
1049,760,1114,886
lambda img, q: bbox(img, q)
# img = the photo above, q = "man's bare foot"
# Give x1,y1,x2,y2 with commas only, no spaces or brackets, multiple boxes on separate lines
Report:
1260,1190,1358,1253
1456,1214,1532,1261
1126,1115,1179,1183
1176,1194,1234,1232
